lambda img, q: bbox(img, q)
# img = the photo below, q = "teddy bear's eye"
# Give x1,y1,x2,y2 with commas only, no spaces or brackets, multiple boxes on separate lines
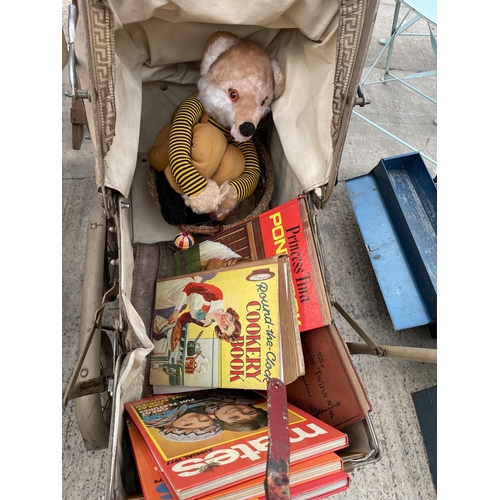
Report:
261,96,268,106
228,89,239,101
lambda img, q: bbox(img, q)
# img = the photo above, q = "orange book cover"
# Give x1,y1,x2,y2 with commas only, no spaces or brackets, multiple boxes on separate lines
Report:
124,389,348,500
261,469,350,500
149,255,303,390
202,451,343,500
202,195,333,332
126,418,174,500
286,324,372,429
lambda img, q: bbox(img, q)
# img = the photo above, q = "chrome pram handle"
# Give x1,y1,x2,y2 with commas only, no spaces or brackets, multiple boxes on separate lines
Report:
64,3,88,100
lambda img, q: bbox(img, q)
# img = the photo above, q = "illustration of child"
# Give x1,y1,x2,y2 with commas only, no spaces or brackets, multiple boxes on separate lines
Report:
198,390,269,432
140,401,223,442
139,391,268,441
158,408,223,442
206,402,268,432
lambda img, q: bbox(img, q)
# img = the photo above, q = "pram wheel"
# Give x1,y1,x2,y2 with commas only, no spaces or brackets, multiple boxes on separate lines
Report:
99,330,114,431
72,200,116,450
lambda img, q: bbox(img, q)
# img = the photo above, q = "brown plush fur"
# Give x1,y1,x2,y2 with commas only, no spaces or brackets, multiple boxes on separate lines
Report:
198,32,286,143
150,31,286,221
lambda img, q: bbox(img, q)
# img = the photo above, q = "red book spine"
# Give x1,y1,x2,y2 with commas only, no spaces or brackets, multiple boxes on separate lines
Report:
258,198,323,331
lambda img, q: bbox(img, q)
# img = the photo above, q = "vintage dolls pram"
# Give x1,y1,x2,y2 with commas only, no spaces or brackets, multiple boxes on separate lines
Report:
62,1,382,498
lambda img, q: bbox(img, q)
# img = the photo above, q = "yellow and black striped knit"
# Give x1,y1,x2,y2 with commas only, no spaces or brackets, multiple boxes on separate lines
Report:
168,92,260,202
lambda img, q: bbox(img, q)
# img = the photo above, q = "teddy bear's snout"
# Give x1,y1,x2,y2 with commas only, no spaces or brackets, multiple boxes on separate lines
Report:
239,122,256,138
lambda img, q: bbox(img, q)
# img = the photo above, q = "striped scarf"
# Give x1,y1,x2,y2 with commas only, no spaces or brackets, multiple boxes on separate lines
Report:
168,92,260,202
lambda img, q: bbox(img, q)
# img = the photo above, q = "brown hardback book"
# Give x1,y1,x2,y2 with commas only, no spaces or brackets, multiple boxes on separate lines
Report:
286,323,372,430
197,196,333,333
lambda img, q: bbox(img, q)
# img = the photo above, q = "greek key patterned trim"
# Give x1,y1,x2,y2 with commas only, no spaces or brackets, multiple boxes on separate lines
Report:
85,0,363,156
89,0,116,155
332,0,365,146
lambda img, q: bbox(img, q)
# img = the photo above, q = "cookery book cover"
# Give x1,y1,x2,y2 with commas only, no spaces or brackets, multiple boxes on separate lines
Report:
197,196,333,332
124,389,348,500
150,255,303,390
286,323,372,429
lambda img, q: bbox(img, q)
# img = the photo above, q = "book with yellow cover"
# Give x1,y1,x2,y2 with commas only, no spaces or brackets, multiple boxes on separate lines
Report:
149,255,303,391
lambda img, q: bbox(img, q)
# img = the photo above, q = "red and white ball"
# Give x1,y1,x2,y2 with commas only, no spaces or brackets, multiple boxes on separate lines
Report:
173,232,195,250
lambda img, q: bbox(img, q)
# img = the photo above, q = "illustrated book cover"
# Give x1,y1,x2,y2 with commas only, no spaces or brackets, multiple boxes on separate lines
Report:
286,323,372,429
202,451,344,500
126,417,174,500
124,389,349,500
149,255,303,391
185,195,334,333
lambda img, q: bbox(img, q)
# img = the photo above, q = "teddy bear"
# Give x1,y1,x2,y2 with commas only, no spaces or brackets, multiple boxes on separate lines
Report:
148,31,286,226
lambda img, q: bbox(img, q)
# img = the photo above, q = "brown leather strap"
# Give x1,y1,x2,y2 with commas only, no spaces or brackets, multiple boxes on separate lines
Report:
265,379,291,500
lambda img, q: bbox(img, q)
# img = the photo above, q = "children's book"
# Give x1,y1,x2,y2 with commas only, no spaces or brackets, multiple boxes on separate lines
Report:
202,451,343,500
124,389,348,500
126,417,175,500
286,323,372,429
192,195,333,332
149,255,303,391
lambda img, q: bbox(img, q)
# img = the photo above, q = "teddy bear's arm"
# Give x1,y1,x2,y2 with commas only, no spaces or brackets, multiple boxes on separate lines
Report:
168,93,207,197
228,140,261,202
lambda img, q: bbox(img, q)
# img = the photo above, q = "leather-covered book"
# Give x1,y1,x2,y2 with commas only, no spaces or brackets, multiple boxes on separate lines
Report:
286,323,372,429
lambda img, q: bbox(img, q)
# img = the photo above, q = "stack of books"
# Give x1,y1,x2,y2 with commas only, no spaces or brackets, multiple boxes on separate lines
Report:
125,390,350,500
126,196,373,499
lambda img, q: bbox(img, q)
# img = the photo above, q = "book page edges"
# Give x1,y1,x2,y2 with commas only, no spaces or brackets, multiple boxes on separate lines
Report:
299,198,334,326
279,255,305,385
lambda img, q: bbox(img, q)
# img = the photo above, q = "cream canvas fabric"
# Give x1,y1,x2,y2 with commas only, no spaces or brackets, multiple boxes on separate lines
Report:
77,0,340,201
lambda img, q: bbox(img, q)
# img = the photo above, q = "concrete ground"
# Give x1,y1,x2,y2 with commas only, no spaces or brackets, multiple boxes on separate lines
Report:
62,1,439,498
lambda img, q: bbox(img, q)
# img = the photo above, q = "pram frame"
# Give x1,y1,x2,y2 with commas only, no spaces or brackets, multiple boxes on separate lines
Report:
62,0,386,498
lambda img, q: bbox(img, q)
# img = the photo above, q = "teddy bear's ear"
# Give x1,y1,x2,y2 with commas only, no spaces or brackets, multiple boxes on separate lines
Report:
271,58,286,100
200,31,240,77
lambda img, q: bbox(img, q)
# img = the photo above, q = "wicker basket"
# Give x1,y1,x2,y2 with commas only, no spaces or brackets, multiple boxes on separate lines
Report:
147,136,274,235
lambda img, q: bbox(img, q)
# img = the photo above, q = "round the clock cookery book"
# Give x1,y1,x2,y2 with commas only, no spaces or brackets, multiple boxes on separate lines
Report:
149,255,304,391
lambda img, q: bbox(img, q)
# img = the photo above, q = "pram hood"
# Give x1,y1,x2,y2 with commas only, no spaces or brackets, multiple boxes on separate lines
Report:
75,0,377,206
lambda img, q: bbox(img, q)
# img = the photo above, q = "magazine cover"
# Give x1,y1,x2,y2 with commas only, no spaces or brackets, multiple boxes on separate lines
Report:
124,389,348,500
150,256,300,390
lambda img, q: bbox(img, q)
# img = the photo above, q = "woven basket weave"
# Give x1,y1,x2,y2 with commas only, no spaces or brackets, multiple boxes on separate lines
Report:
148,136,274,235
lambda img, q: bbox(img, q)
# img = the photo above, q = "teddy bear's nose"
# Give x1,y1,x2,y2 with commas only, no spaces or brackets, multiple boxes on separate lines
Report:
239,122,256,137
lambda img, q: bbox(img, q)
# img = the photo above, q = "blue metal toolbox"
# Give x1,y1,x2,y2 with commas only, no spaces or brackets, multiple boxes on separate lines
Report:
345,152,437,331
